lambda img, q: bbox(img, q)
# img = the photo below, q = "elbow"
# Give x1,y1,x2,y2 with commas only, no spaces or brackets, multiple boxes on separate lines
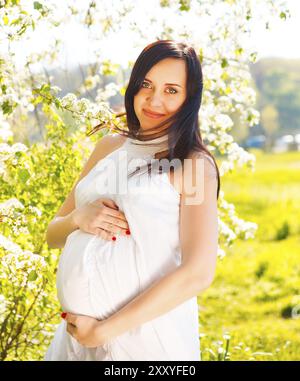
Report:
46,240,56,249
46,240,63,250
181,250,217,292
46,232,55,249
201,274,215,290
188,269,215,293
45,227,61,249
181,266,215,294
46,237,63,249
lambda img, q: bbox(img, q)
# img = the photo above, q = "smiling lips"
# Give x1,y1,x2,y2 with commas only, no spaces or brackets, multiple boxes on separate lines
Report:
143,109,165,119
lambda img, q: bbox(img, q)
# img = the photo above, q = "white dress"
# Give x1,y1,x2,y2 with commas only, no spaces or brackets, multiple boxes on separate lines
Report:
44,133,201,361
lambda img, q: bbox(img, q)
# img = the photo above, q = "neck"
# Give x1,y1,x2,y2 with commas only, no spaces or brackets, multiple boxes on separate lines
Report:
131,127,169,142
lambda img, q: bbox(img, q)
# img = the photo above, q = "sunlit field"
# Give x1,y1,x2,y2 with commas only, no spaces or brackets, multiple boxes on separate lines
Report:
198,150,300,360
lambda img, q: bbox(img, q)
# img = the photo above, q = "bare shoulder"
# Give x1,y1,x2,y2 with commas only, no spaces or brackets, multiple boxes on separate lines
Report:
168,150,217,196
167,150,217,196
98,132,127,148
175,150,218,205
53,133,127,220
186,150,218,180
95,133,127,158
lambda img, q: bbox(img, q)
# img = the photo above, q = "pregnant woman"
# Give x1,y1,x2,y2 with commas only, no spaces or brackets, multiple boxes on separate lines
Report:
44,39,220,361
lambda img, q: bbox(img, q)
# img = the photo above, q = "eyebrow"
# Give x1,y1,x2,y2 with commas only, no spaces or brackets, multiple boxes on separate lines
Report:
144,77,182,88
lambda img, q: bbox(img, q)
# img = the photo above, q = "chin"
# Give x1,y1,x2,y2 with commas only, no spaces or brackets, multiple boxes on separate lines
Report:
137,118,154,131
139,124,154,131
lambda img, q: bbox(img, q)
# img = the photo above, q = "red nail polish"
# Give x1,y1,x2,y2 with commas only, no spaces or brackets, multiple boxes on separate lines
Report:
126,229,131,235
112,236,116,241
61,312,67,319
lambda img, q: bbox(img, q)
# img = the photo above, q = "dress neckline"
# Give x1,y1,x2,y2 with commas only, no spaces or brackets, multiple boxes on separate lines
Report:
125,132,169,158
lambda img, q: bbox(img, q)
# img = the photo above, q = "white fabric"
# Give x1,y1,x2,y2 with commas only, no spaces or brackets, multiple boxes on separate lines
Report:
44,133,201,361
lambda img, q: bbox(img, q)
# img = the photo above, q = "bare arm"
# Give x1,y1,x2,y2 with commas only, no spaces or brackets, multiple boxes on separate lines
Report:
45,213,79,249
99,152,219,341
46,134,126,249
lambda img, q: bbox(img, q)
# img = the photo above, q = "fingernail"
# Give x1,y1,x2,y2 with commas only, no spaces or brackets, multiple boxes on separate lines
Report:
126,229,131,235
61,312,67,319
112,236,116,241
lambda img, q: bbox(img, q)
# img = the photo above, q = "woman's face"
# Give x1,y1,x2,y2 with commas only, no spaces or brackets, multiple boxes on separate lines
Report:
133,57,187,132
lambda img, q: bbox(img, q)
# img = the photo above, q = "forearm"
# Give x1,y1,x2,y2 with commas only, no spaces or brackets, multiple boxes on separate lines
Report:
100,265,210,341
46,211,78,249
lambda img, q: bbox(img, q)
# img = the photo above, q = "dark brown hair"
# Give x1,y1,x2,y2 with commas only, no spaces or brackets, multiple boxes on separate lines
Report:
86,39,221,199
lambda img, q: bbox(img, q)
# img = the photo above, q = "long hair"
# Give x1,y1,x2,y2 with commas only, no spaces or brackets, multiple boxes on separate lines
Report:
87,39,221,200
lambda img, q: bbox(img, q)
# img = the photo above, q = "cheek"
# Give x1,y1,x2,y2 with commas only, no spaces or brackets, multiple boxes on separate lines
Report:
134,94,143,111
166,97,185,114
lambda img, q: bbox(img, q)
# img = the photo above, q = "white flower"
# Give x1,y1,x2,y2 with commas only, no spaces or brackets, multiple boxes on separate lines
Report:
60,93,77,108
217,247,226,259
0,197,24,212
223,333,231,340
215,114,234,131
0,143,12,154
28,206,42,217
0,121,13,142
12,143,28,153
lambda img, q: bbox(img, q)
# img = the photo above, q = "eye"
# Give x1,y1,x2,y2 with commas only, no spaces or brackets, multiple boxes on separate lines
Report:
141,81,151,88
167,87,177,94
141,81,178,94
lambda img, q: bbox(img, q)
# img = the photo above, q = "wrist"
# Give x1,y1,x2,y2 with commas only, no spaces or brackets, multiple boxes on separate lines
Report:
96,319,115,345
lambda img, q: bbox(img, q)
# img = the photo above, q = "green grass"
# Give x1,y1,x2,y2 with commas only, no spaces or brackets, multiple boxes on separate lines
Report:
198,150,300,360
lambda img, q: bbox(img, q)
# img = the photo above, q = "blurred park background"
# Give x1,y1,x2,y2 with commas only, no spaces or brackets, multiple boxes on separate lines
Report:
0,0,299,360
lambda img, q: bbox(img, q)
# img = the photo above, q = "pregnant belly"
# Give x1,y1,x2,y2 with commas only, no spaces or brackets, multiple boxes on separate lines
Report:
56,229,141,320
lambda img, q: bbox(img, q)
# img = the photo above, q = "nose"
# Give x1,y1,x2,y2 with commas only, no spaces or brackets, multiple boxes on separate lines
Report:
146,91,163,107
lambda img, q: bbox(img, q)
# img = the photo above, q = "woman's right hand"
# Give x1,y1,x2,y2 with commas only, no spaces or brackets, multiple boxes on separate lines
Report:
71,198,130,241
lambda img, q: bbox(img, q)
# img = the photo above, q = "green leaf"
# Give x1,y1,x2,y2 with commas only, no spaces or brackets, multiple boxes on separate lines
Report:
236,47,243,55
31,95,43,105
45,255,51,264
41,84,51,93
10,19,19,26
15,151,22,159
18,168,30,184
2,100,13,115
179,0,190,11
279,12,286,20
3,15,9,25
54,99,61,110
221,58,228,68
34,2,43,10
28,270,38,281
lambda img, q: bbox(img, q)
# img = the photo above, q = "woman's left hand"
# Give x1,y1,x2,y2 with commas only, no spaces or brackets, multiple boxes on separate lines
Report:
63,312,108,348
